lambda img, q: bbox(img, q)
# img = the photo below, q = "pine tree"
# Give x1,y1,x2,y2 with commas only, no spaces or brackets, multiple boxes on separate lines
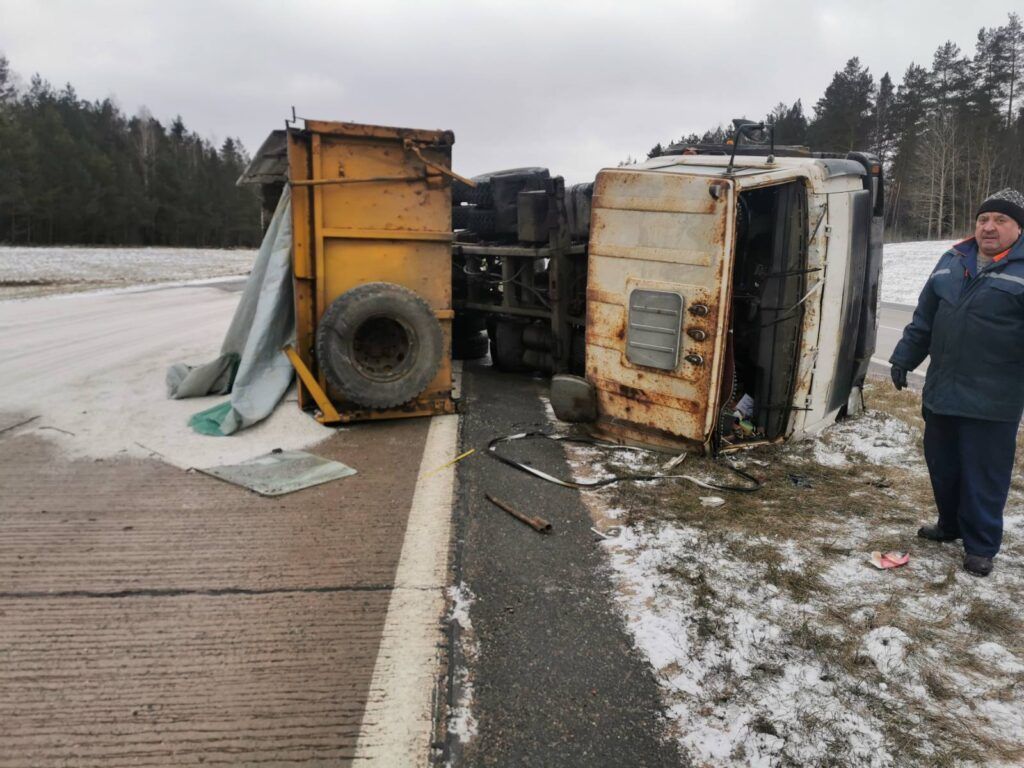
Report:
870,74,897,163
1006,13,1024,127
766,100,808,146
808,58,875,151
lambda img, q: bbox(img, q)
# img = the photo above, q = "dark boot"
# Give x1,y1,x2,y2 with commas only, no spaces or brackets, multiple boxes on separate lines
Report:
917,524,960,542
963,553,994,577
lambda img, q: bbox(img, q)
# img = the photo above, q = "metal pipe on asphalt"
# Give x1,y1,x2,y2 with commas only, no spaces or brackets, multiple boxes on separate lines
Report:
485,493,552,533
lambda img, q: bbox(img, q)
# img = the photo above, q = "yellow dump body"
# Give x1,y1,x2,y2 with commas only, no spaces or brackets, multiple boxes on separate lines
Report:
287,120,456,422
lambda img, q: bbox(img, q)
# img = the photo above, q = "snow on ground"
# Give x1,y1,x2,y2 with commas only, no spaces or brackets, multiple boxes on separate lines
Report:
811,409,920,470
881,239,958,306
0,245,256,299
446,582,480,753
549,384,1024,767
4,236,956,304
0,283,332,469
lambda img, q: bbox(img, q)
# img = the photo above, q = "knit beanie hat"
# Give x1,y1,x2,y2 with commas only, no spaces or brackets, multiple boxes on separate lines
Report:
976,188,1024,229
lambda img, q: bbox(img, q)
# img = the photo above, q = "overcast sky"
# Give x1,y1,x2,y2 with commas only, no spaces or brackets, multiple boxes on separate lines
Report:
0,0,1017,182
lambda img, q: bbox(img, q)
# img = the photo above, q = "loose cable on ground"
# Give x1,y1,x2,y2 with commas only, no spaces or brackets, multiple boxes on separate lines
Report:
486,432,762,492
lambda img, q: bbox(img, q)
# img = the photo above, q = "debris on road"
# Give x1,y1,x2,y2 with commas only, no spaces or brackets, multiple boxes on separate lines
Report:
424,447,476,478
589,525,623,541
485,493,551,533
488,431,761,492
199,449,356,496
699,496,725,508
869,550,910,569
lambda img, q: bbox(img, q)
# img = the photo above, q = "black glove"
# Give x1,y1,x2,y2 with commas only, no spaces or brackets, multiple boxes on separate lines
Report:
890,364,907,391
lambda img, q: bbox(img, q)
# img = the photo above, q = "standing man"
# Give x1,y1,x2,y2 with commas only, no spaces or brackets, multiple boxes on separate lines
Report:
890,188,1024,577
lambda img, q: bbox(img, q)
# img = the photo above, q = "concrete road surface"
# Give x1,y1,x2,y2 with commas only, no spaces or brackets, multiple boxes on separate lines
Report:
0,284,457,767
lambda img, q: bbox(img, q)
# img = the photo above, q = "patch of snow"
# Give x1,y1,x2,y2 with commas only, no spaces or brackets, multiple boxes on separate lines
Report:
860,627,912,677
446,583,479,745
814,411,919,468
971,642,1024,674
813,442,849,467
881,240,958,306
607,446,657,472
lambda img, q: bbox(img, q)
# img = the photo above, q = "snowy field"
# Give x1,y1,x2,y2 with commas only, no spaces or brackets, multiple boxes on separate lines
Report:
881,240,958,306
2,239,954,306
0,245,257,299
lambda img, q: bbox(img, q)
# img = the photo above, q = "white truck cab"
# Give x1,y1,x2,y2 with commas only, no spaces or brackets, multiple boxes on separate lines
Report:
580,149,884,452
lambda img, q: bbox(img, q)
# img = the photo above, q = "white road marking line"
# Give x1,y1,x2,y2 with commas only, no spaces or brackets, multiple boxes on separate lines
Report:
354,413,459,766
878,324,904,331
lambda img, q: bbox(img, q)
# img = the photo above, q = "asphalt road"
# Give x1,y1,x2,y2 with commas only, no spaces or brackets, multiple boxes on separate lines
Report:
870,302,925,388
448,362,683,768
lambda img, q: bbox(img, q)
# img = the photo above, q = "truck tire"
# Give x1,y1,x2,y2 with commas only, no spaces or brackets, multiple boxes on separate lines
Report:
452,314,489,360
490,320,529,372
452,167,550,208
452,205,496,235
453,179,493,207
452,204,473,230
316,282,443,408
465,207,497,236
453,330,490,360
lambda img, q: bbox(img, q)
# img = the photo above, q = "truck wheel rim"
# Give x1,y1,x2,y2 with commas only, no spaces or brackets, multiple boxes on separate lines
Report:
349,315,418,383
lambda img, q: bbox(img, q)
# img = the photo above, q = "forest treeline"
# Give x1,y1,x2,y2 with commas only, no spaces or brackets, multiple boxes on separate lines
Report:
0,55,261,247
649,13,1024,241
3,14,1024,247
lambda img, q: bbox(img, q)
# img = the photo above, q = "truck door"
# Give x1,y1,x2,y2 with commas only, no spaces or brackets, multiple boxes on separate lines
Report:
585,168,735,448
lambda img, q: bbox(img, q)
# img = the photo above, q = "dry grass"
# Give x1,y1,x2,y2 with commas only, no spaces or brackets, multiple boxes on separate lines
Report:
588,374,1024,766
965,598,1023,639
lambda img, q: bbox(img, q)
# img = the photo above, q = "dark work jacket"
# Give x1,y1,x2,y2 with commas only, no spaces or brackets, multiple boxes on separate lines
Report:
890,235,1024,422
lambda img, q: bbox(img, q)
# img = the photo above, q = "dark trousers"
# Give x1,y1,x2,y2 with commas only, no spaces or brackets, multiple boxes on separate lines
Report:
923,410,1018,557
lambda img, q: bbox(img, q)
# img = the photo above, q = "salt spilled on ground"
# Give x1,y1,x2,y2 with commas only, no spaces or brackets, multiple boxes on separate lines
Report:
0,283,332,469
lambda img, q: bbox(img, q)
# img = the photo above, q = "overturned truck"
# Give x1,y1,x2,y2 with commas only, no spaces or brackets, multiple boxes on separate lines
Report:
242,119,883,454
450,141,884,453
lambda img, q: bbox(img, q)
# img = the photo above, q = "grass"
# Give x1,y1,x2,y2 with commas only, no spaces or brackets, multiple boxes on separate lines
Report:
583,375,1024,766
965,598,1023,638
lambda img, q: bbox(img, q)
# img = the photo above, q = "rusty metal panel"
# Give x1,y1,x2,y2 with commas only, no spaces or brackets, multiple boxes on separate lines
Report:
586,168,735,447
287,120,455,423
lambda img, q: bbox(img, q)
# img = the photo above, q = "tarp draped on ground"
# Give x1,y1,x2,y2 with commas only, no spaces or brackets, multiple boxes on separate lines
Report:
166,188,295,435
